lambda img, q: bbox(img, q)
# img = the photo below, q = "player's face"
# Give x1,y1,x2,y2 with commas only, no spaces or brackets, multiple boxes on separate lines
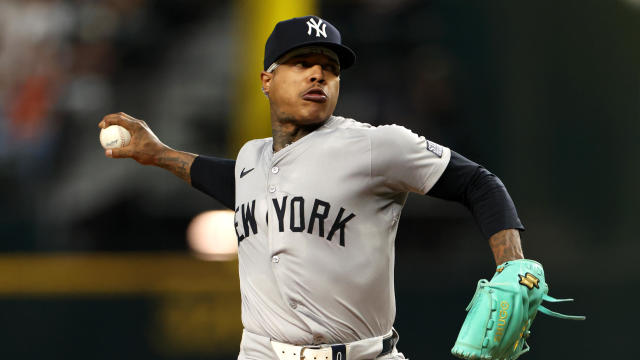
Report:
261,53,340,125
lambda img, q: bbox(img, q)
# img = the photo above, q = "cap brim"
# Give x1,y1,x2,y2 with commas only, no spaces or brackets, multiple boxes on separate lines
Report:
275,42,356,70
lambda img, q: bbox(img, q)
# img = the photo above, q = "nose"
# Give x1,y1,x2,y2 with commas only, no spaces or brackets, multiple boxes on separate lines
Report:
308,64,326,84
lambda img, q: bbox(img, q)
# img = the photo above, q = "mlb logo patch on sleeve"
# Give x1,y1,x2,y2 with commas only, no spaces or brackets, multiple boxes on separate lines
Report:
426,140,443,158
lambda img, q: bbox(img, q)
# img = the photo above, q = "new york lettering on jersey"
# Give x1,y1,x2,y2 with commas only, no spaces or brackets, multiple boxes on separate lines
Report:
235,197,356,246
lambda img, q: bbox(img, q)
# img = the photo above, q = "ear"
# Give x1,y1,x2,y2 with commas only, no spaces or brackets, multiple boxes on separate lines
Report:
260,71,273,95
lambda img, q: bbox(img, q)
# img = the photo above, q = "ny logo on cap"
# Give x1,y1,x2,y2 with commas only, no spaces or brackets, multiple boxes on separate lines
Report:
306,18,327,38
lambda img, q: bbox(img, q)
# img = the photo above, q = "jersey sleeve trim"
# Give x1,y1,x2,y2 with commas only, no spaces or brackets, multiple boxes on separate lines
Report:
418,146,451,195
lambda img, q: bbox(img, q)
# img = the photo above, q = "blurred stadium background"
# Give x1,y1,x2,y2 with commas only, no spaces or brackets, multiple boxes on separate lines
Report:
0,0,637,358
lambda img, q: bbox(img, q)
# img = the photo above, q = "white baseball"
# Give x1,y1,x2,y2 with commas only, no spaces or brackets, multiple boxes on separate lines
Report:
100,125,131,149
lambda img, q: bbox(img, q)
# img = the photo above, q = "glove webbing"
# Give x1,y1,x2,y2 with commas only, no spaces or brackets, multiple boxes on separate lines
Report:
539,294,586,320
467,280,586,320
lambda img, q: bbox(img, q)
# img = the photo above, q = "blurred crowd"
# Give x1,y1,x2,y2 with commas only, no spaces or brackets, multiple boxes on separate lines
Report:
0,0,128,250
0,0,234,250
0,0,147,175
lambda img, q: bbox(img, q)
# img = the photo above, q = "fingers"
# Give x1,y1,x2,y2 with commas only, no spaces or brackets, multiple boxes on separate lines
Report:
106,147,133,159
100,112,161,164
99,112,137,130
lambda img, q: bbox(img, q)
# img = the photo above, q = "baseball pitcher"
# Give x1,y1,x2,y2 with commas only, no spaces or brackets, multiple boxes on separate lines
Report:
99,16,584,360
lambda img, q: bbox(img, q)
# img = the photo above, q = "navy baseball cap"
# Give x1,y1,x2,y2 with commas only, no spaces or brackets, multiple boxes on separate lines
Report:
263,15,356,71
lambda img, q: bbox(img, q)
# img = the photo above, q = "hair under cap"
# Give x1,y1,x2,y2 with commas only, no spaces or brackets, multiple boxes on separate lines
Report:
266,46,340,73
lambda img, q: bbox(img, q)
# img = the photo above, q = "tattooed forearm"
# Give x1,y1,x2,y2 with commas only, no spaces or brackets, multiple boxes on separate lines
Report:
155,150,197,184
489,229,524,265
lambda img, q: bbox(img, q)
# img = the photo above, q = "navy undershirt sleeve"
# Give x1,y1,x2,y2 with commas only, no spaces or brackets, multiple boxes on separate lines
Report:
190,155,236,210
427,150,524,239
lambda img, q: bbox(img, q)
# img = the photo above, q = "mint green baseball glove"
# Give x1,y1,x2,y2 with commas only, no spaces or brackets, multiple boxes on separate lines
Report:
451,259,585,360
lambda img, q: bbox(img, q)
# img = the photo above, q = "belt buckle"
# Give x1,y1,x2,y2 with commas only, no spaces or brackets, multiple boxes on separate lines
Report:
300,345,331,359
300,344,346,360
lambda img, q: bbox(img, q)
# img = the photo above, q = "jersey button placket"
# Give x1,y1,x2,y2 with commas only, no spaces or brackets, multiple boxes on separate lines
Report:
269,166,279,193
268,158,292,314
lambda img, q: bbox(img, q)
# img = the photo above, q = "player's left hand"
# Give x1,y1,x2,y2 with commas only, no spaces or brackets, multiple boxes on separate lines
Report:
451,259,585,360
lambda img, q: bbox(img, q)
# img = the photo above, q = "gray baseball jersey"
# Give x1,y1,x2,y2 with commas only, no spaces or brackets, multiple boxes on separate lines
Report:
234,115,451,347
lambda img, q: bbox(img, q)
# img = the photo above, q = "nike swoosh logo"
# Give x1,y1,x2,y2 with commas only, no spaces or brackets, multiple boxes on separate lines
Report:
240,167,254,178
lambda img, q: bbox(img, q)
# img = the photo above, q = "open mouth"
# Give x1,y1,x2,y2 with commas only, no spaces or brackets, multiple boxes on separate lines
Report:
302,87,328,103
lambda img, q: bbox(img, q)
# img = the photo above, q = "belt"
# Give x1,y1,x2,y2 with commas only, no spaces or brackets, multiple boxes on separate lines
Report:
271,329,399,360
379,328,399,356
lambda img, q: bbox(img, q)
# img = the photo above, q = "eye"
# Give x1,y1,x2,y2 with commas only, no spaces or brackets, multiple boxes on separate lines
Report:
295,61,310,68
323,64,339,75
